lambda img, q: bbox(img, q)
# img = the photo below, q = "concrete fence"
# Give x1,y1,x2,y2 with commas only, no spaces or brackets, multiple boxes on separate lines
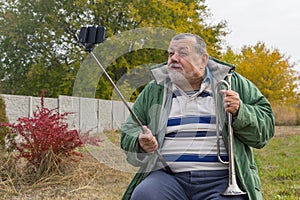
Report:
1,94,133,133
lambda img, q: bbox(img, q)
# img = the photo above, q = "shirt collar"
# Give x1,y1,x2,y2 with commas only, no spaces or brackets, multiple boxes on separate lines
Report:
203,66,213,84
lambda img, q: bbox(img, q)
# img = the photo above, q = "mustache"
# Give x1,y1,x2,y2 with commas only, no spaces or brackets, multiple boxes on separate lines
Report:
169,63,183,69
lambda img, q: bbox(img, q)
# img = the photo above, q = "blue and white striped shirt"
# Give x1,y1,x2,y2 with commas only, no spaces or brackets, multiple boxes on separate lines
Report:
161,75,228,173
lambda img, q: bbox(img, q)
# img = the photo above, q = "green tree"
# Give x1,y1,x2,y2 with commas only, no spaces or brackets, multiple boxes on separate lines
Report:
92,0,228,99
0,0,228,98
0,0,88,96
0,95,8,148
222,43,299,104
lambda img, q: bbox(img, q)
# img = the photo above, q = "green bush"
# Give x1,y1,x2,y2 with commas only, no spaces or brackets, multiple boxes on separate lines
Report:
0,95,8,148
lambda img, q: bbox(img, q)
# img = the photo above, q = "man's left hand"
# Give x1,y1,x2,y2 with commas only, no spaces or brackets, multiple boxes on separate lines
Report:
220,90,240,117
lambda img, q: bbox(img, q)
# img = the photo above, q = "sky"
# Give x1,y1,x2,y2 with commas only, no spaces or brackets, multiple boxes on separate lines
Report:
207,0,300,72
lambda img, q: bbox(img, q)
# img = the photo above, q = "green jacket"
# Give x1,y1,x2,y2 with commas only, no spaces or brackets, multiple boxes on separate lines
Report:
121,58,275,200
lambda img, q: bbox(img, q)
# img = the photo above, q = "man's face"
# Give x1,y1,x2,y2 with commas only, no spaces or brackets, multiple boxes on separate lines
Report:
167,37,207,87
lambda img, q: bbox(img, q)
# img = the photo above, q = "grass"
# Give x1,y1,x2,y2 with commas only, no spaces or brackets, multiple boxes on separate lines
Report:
254,126,300,200
0,126,299,200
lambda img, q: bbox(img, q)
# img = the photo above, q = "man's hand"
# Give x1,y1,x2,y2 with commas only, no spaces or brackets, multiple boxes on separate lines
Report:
138,126,158,153
220,90,240,117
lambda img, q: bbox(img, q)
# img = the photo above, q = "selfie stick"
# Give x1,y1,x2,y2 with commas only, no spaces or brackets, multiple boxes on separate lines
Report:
77,26,173,174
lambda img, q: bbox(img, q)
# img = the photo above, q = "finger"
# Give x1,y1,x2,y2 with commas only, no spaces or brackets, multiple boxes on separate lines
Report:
142,125,152,134
224,102,239,116
140,137,158,153
219,90,227,96
144,142,157,151
140,126,153,140
224,101,231,108
227,90,239,99
138,126,158,153
223,91,239,103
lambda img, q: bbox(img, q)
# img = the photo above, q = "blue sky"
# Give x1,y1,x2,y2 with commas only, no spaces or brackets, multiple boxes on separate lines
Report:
207,0,300,72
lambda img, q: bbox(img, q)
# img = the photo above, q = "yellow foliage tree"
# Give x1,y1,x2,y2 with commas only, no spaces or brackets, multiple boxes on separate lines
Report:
222,42,299,105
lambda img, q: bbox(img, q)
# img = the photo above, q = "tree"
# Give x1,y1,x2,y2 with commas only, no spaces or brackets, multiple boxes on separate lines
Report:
222,43,299,104
0,0,88,96
0,95,8,148
0,0,228,98
91,0,228,99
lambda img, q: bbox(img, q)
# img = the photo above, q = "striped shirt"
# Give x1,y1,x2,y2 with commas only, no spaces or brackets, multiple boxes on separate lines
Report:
160,77,228,173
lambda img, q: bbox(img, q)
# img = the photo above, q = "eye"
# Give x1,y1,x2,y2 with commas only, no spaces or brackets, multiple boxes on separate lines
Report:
168,51,174,57
178,51,188,57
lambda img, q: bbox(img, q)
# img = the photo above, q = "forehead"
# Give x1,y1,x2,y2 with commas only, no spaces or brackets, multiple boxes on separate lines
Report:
168,37,196,51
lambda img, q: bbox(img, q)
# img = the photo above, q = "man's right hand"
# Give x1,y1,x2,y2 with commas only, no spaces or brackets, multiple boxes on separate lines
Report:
138,126,158,153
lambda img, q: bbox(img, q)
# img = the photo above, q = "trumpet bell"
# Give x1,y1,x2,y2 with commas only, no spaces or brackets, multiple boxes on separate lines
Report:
222,184,247,196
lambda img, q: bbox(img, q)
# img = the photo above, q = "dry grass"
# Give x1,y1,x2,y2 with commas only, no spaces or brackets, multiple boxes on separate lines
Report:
0,127,299,200
272,104,300,126
0,130,135,200
275,126,300,137
0,152,135,200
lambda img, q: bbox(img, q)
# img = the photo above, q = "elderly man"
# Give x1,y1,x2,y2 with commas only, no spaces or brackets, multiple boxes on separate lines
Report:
121,33,274,200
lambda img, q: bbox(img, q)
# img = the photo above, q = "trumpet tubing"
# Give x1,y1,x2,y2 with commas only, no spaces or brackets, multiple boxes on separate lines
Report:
215,73,247,196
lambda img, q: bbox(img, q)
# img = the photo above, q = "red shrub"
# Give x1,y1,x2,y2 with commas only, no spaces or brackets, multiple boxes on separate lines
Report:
2,94,101,170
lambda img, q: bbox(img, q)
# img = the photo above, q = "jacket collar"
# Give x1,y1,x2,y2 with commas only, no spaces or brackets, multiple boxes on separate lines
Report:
150,57,235,84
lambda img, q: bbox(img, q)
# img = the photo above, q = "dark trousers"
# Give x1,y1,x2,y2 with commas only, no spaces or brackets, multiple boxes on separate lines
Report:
130,170,247,200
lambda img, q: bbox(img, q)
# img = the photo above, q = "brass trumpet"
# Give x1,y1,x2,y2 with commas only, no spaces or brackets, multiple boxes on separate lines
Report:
214,73,247,196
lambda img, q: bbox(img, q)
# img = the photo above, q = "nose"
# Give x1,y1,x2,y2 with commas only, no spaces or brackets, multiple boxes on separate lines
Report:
169,53,180,63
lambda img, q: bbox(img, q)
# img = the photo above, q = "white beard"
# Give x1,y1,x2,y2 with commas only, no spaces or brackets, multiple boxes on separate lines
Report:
168,69,194,91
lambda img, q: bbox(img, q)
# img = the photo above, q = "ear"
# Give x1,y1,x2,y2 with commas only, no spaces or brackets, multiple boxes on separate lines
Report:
201,54,209,66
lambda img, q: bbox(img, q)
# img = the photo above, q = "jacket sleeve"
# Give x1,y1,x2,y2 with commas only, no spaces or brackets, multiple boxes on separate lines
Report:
231,72,275,149
120,81,156,167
